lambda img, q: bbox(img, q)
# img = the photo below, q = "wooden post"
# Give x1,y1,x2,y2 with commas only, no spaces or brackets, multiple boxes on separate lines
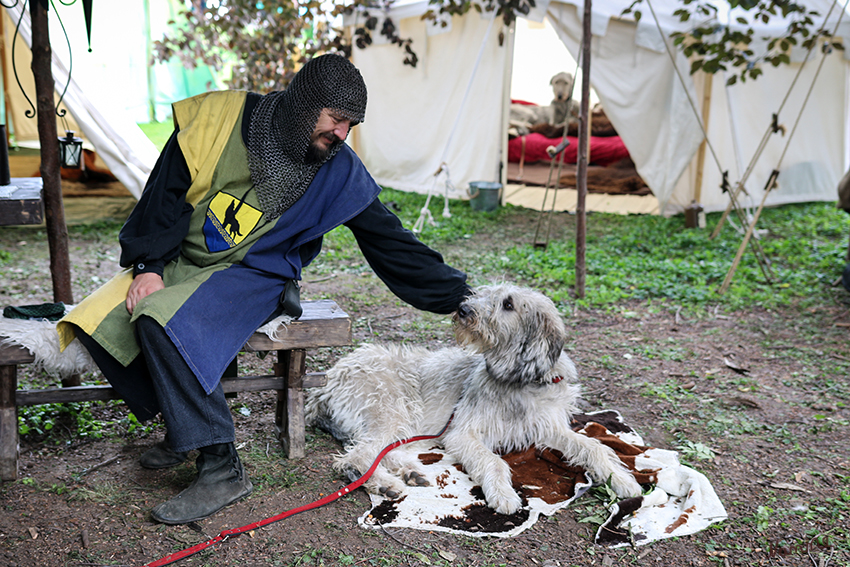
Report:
0,10,13,139
30,0,73,305
693,73,713,205
575,0,592,299
275,349,307,458
0,364,18,481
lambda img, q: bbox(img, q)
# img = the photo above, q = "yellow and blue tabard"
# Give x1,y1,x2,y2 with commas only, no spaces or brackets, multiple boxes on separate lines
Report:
58,91,380,394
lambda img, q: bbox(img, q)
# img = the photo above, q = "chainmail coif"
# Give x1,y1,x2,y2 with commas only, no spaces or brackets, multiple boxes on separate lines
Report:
247,53,368,220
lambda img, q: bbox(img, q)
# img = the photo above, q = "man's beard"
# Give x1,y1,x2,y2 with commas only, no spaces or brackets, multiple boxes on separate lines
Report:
304,138,336,164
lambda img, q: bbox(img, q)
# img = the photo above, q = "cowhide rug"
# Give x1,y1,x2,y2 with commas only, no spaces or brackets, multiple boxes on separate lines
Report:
357,410,727,547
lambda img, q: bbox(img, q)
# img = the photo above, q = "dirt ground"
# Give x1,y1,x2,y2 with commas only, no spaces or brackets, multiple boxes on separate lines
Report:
1,204,849,567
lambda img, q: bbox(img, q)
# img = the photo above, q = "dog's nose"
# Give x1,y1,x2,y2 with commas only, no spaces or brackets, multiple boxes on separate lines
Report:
457,304,472,319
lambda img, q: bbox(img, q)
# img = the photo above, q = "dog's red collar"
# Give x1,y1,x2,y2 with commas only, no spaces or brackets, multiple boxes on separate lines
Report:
551,375,564,383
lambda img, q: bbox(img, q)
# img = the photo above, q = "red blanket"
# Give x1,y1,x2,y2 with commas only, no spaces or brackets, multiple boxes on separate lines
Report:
508,134,630,167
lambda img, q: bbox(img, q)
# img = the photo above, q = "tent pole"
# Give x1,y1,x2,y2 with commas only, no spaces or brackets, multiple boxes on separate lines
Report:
575,0,592,299
30,0,73,306
500,20,516,194
693,72,712,205
143,0,156,122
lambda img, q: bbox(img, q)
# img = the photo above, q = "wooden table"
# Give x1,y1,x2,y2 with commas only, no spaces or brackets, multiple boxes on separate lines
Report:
0,299,351,480
0,178,44,226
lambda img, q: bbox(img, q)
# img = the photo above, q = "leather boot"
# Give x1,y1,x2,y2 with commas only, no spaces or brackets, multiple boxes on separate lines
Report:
150,443,253,525
139,437,189,469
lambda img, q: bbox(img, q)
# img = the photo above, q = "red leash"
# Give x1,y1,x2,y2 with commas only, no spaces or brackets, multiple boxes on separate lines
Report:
142,415,454,567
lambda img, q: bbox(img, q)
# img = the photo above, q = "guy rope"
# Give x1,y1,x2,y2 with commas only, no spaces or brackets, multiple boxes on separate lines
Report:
718,0,849,293
645,0,848,292
412,14,497,234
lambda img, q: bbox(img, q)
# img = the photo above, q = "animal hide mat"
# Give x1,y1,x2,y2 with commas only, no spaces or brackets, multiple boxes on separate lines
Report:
358,410,727,547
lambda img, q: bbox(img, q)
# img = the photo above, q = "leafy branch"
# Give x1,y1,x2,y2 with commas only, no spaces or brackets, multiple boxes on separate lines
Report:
622,0,844,85
151,0,840,92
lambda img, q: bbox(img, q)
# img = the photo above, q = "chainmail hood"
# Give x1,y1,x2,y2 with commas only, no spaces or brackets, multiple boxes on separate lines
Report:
247,53,368,220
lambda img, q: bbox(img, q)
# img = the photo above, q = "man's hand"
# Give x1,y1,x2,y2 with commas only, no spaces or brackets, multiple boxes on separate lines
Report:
126,272,164,314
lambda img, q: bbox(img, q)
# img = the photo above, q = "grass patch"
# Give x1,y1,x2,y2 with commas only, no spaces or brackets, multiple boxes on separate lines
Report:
375,189,849,311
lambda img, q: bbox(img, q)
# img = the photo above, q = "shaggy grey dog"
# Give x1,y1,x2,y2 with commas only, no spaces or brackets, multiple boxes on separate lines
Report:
508,72,580,136
549,71,580,128
305,284,642,515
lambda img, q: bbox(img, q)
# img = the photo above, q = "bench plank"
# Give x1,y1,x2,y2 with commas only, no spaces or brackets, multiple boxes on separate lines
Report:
0,343,35,366
0,299,350,480
14,372,327,406
244,299,350,352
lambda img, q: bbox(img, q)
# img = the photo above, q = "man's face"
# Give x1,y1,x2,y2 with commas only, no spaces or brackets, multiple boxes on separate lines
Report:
306,108,352,163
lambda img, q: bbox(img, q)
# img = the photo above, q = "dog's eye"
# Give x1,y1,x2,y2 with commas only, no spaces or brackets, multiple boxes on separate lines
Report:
502,297,514,311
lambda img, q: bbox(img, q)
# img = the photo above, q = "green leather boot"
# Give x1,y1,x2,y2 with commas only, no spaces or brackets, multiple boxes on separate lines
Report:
150,443,253,524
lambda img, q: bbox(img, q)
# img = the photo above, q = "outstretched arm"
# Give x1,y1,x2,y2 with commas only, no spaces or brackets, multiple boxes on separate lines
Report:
345,198,471,314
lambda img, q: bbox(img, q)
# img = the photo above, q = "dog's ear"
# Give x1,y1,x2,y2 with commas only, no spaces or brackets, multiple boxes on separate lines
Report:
529,306,567,375
484,295,567,385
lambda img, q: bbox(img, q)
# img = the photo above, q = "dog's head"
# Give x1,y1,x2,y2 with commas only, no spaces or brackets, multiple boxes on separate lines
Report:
550,72,574,102
453,284,567,386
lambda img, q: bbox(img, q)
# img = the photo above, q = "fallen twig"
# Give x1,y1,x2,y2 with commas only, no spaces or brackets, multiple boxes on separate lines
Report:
81,455,121,476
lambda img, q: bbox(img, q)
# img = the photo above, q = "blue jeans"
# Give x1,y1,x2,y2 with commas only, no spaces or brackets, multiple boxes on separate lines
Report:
73,316,235,453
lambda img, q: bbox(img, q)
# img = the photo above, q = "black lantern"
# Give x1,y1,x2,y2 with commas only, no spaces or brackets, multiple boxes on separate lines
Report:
58,130,83,169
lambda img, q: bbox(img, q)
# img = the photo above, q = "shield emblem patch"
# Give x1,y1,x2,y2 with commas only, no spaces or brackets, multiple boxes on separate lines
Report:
203,192,263,252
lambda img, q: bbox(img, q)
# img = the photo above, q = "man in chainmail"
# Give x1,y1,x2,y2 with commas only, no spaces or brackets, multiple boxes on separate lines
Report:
248,53,367,219
58,54,471,525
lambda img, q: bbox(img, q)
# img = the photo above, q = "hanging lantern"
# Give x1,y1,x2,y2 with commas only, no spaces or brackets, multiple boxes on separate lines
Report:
58,130,83,169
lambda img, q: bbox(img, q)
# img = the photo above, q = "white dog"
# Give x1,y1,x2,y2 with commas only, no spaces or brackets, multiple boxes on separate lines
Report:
305,284,642,515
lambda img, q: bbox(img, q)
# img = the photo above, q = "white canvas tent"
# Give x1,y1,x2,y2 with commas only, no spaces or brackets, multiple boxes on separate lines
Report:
347,0,850,215
1,2,197,199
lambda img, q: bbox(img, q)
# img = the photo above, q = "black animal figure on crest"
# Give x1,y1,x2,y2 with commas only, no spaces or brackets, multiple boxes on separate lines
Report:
222,199,242,239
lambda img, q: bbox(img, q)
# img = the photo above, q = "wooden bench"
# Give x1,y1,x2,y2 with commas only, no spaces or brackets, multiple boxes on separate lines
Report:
0,299,351,481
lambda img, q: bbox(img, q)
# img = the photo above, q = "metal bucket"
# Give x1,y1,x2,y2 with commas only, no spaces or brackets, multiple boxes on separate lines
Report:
468,181,502,212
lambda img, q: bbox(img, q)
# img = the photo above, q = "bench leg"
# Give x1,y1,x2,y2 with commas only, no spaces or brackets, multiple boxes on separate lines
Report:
0,365,19,481
275,349,306,459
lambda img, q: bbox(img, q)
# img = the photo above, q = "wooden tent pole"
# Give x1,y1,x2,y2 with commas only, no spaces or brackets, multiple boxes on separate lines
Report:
30,0,73,305
693,72,712,205
575,0,592,299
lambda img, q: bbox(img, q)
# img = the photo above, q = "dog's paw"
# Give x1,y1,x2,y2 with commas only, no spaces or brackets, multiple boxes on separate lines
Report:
484,485,523,515
402,470,430,487
609,470,642,499
378,485,403,500
365,469,407,500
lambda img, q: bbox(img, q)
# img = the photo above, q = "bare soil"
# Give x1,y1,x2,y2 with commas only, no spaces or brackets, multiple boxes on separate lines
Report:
1,205,849,567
